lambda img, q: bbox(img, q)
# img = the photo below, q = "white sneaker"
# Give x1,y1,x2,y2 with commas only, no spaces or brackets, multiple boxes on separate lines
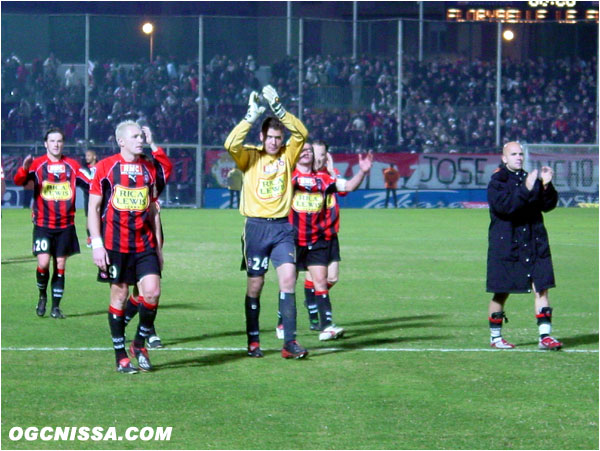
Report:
490,337,515,349
275,324,284,340
319,325,345,341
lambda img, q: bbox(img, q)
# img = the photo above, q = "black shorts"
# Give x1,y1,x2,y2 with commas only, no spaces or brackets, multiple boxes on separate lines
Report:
241,217,296,276
326,235,342,264
97,249,161,285
297,236,342,271
296,238,330,271
32,225,80,258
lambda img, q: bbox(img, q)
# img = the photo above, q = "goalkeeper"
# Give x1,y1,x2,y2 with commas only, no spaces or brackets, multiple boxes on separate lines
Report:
224,85,309,359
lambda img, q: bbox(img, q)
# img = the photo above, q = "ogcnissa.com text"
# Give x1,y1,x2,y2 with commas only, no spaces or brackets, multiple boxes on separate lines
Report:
8,426,172,442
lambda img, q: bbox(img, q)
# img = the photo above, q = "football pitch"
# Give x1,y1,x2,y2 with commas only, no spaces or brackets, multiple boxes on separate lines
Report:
1,207,598,450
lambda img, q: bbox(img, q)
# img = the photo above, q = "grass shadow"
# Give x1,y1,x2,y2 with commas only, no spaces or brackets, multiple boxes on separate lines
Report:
65,302,201,319
342,314,443,327
152,351,247,369
1,256,37,265
519,333,599,348
310,335,446,357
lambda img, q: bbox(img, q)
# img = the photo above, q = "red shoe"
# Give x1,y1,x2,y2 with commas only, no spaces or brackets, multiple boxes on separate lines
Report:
281,340,308,359
247,342,263,358
490,337,515,349
539,336,563,350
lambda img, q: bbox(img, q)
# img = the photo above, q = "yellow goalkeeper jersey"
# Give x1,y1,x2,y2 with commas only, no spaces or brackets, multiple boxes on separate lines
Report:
224,112,308,218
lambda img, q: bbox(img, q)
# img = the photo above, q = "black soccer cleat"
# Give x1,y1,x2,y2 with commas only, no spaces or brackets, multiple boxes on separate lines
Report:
281,340,308,359
36,294,47,317
116,357,138,374
147,335,164,349
247,342,264,358
129,343,153,371
50,306,65,319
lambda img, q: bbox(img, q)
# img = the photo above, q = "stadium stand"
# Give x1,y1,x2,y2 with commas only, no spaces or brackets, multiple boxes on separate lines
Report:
2,52,597,153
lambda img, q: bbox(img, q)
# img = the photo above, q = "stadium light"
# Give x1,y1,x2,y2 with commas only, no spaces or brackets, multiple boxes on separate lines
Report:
142,22,154,62
502,29,515,41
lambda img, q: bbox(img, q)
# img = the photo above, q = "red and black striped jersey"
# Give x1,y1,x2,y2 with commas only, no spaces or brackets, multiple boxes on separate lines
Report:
289,168,337,246
316,167,348,240
146,148,173,197
90,150,171,253
13,154,91,229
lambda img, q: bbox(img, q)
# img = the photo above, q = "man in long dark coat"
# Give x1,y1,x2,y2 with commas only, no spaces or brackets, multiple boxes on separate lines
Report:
486,141,563,350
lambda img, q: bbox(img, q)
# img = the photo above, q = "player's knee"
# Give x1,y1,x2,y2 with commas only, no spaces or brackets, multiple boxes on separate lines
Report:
37,255,51,269
141,286,160,304
247,277,264,297
327,276,338,286
279,273,296,292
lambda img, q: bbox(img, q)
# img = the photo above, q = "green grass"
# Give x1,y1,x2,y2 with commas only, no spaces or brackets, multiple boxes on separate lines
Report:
1,208,598,450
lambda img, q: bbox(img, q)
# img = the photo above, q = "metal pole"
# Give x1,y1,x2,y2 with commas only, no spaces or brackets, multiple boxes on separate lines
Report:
352,1,358,60
287,1,292,56
495,22,502,147
150,33,154,63
397,20,403,146
196,16,204,208
298,18,303,120
84,14,90,145
418,2,424,62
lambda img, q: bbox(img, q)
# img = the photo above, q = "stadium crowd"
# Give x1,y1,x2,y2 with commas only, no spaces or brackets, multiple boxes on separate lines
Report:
2,52,597,152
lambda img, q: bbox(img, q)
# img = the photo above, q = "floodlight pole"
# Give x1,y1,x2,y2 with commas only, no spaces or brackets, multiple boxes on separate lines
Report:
84,14,90,145
397,20,403,146
495,21,502,147
196,16,204,208
418,1,424,62
352,2,358,60
287,1,292,56
298,18,304,120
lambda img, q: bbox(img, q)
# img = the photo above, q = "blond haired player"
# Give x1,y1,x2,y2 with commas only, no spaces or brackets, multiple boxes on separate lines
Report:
88,120,172,373
224,85,309,359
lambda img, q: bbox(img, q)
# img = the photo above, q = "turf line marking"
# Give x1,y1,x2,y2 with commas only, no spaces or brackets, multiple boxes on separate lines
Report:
2,346,597,353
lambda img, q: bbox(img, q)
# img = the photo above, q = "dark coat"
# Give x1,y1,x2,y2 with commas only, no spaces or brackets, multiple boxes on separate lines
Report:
486,164,558,294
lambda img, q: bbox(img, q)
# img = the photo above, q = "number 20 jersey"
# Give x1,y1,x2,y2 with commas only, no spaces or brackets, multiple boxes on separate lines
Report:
13,154,91,229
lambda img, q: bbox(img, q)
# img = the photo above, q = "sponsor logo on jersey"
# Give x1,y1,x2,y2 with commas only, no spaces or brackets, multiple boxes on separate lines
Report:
292,192,324,213
257,176,285,200
47,164,66,174
263,159,285,175
120,164,143,175
40,181,72,201
298,176,316,188
111,185,149,211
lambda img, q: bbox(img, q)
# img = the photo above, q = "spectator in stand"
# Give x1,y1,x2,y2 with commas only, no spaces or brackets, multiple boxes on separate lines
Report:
1,54,596,151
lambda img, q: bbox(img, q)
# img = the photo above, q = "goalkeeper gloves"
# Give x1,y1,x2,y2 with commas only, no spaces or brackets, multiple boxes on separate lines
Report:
262,85,286,119
244,91,266,124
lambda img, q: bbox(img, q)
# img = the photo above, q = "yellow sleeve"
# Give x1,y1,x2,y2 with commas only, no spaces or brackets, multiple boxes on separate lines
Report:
224,119,255,171
280,112,308,167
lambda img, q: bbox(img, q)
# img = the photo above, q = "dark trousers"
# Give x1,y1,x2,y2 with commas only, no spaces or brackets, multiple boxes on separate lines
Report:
385,188,397,208
229,190,240,208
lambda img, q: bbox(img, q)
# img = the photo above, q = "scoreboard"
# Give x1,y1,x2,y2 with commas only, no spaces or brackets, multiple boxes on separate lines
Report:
446,1,599,22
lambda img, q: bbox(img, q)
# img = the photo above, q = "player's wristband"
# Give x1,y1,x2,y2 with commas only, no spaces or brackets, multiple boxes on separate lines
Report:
91,238,104,249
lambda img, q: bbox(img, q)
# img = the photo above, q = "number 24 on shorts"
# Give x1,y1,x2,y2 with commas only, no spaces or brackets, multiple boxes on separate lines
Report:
250,257,269,271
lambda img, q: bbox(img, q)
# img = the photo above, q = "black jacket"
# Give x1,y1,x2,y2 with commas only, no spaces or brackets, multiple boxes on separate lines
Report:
486,164,558,293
